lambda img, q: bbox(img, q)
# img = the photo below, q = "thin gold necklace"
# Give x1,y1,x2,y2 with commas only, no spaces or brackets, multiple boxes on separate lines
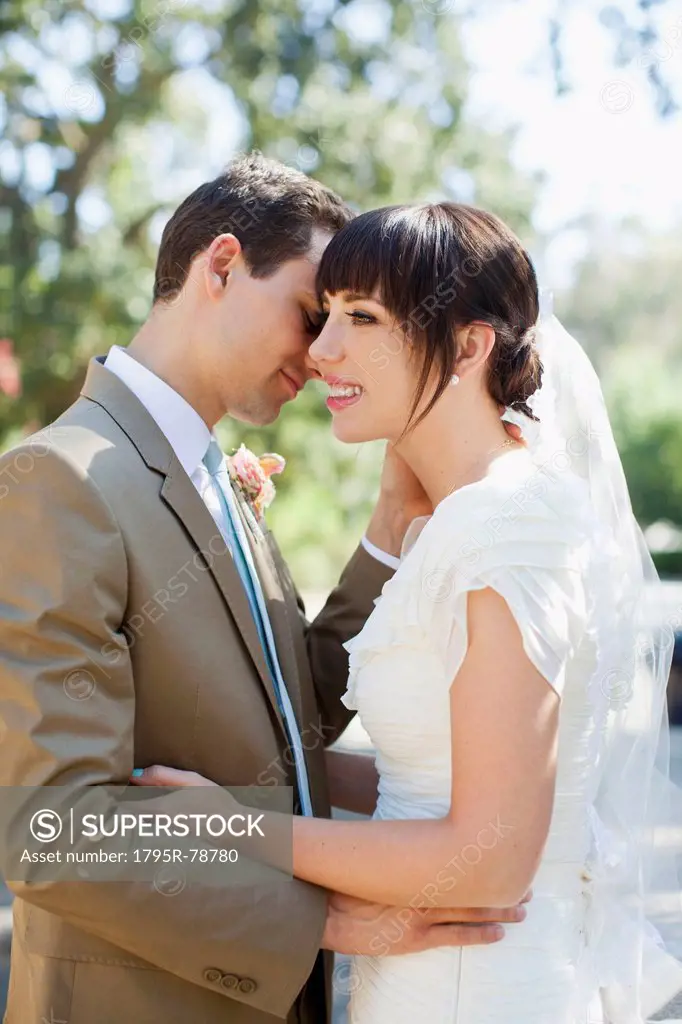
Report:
437,438,520,505
488,437,518,456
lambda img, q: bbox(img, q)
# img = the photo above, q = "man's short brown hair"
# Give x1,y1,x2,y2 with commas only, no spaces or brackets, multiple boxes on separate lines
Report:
153,152,352,304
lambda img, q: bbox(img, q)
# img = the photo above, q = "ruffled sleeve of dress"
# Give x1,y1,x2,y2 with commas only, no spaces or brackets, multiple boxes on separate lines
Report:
341,451,592,708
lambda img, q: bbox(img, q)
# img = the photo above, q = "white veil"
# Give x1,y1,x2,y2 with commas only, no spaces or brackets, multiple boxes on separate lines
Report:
505,300,682,1022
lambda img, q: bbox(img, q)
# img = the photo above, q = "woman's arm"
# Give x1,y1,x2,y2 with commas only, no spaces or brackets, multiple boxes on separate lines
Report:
134,588,559,910
325,749,379,816
290,587,560,908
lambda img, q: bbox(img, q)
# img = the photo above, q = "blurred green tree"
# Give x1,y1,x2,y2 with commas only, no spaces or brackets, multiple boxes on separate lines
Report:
556,224,682,377
556,226,682,554
3,0,677,584
0,0,539,433
617,414,682,527
1,0,541,585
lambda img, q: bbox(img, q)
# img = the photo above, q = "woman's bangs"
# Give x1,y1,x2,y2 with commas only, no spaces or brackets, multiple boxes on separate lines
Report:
316,207,414,310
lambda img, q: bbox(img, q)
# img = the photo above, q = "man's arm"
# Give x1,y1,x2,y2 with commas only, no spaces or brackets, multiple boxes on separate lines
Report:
325,749,379,816
0,442,326,1018
303,542,393,743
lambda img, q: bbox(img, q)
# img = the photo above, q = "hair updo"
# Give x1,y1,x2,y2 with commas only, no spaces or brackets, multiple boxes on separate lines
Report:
316,202,543,428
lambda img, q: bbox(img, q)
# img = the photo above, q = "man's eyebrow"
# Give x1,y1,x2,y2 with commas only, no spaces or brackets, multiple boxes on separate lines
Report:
301,291,323,306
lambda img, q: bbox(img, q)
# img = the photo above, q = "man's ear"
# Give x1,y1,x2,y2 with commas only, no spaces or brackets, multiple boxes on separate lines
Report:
203,233,242,299
453,322,496,379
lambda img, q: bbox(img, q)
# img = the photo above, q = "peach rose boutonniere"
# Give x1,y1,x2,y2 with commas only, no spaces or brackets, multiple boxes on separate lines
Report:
227,444,286,522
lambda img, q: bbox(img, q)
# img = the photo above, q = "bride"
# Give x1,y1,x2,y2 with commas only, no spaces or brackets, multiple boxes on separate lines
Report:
134,202,682,1022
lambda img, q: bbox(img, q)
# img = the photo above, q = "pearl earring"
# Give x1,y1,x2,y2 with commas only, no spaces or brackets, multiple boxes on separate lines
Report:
450,374,460,386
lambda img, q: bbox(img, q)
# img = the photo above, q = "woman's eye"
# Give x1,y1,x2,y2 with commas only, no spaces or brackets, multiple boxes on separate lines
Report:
346,310,376,326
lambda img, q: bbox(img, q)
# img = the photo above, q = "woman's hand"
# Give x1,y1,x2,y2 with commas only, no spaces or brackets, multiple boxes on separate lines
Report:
365,444,432,558
379,443,433,520
130,765,218,788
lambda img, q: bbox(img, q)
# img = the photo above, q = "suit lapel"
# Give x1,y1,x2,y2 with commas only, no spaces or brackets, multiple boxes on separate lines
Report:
232,484,331,817
80,357,287,737
230,484,305,728
159,467,287,735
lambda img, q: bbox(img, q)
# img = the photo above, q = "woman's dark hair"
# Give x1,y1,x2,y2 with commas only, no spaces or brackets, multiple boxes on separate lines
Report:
154,152,352,304
316,203,542,428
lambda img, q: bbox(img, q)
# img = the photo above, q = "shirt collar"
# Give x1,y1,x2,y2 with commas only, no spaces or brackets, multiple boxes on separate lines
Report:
103,345,212,478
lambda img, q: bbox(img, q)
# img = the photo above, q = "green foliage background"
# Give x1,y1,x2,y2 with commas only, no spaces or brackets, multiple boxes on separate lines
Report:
2,0,682,586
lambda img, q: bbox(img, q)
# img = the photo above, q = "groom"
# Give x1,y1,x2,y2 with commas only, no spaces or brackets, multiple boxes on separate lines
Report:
0,153,521,1024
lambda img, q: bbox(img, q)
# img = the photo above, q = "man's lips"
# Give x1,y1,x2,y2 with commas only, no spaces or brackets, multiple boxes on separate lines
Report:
281,371,303,397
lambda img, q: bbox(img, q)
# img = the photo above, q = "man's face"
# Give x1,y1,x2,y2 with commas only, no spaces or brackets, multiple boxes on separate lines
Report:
198,229,332,425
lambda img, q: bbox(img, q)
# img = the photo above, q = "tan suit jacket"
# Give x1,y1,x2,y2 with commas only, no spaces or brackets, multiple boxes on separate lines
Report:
0,357,393,1024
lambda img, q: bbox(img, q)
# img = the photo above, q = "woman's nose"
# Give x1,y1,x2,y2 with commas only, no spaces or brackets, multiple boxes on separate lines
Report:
308,322,343,367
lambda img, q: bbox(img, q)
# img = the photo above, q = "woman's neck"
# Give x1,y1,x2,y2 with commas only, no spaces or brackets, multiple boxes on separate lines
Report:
395,392,518,509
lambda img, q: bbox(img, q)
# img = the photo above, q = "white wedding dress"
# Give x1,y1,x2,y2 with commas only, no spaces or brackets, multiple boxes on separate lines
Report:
341,447,617,1024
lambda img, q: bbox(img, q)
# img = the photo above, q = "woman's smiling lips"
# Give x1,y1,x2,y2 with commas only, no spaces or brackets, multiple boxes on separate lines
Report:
324,375,365,413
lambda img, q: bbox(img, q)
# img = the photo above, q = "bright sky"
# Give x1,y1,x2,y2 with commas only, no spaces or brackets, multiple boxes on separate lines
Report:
3,0,681,288
189,0,682,286
459,0,682,283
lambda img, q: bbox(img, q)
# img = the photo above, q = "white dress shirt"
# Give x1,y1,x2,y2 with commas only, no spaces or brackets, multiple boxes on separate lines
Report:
104,345,235,547
361,534,400,570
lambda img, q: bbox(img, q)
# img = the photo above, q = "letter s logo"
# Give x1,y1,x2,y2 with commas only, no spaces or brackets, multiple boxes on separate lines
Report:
29,809,63,843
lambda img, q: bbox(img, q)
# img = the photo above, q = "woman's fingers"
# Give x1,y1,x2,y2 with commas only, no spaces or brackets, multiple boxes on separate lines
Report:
496,404,525,444
503,420,524,442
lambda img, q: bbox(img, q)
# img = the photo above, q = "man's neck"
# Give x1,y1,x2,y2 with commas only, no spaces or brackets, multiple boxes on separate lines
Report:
125,319,222,429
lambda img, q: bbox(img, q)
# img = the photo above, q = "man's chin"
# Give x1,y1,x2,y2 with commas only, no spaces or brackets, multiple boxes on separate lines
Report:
228,403,282,427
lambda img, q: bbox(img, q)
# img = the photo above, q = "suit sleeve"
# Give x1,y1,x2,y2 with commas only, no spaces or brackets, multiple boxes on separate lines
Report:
0,443,326,1019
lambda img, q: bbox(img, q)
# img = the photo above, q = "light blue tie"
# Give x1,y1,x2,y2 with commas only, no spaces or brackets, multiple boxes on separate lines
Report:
203,440,313,816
